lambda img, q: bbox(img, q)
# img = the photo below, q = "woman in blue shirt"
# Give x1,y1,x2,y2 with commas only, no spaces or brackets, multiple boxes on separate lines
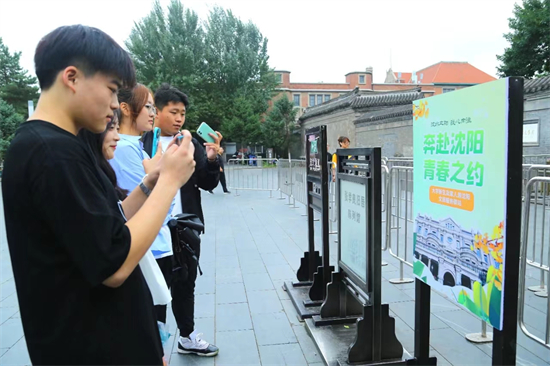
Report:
110,84,175,266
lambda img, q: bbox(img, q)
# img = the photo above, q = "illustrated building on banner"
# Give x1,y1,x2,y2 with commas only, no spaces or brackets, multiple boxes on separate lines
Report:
414,215,498,290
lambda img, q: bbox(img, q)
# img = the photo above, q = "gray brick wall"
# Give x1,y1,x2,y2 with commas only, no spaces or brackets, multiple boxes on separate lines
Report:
523,91,550,157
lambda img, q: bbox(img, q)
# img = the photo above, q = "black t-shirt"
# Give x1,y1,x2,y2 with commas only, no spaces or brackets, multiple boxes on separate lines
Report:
1,120,163,365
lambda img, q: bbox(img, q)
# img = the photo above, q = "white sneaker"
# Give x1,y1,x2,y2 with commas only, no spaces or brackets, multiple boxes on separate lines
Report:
177,330,219,357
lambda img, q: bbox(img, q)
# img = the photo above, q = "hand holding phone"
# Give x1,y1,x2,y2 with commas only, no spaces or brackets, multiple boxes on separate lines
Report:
151,127,161,156
196,122,217,144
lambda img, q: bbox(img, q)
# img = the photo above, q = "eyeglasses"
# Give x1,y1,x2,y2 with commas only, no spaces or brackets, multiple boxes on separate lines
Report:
145,104,157,115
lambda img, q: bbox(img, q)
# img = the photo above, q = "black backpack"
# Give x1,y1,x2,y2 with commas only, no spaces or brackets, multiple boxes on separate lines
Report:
168,213,204,282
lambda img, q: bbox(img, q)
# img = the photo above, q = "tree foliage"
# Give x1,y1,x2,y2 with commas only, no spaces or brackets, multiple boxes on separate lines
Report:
126,0,277,137
0,37,39,118
0,98,24,161
497,0,550,78
262,96,298,158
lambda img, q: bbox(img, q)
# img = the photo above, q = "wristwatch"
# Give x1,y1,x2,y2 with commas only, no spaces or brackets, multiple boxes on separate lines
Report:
139,174,152,197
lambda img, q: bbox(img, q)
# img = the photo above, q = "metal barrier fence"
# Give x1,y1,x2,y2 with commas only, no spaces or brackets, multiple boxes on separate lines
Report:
226,158,279,196
523,154,550,165
519,176,550,350
385,166,414,284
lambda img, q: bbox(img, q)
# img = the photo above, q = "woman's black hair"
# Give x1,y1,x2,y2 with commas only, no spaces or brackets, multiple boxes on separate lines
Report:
78,116,128,200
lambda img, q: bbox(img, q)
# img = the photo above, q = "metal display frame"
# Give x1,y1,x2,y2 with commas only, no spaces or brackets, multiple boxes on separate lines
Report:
305,148,406,366
284,125,333,319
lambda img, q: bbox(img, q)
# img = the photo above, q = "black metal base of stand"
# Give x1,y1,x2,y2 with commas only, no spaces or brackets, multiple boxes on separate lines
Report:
405,357,437,365
283,281,321,320
305,319,407,366
296,251,322,282
310,265,335,301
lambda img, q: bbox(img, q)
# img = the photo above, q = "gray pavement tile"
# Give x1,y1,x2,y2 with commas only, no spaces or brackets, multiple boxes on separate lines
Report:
215,266,243,284
273,281,291,301
243,272,275,292
291,324,323,364
261,252,289,266
382,281,414,303
402,288,460,313
216,243,237,258
247,290,283,315
0,317,23,349
169,353,214,366
266,264,296,281
258,343,308,366
430,327,492,365
390,312,414,355
434,308,488,337
257,245,281,255
196,275,216,295
517,326,550,363
216,303,253,332
195,294,215,318
523,290,547,313
389,301,449,330
522,302,547,335
216,255,240,270
0,280,16,301
0,337,30,366
252,312,297,346
0,307,18,325
516,342,550,366
281,299,303,326
215,282,247,304
215,329,261,366
240,260,268,275
429,349,452,366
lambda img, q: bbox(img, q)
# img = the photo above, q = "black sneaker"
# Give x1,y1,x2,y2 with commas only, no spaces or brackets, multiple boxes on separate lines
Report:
177,332,219,357
224,191,231,194
208,190,214,194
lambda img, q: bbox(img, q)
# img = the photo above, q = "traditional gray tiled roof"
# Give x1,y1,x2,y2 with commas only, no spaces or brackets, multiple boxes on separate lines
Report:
350,90,423,108
354,104,413,124
524,76,550,94
299,87,422,122
298,88,362,121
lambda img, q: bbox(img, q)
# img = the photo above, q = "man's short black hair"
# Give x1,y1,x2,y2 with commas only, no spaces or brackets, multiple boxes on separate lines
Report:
34,25,136,90
154,83,189,111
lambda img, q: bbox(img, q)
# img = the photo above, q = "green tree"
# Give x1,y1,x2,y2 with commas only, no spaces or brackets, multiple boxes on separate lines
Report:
0,98,24,161
222,96,263,149
497,0,550,78
261,96,298,158
126,0,276,134
0,38,39,118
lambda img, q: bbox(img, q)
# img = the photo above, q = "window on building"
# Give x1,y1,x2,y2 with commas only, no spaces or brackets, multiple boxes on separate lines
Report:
276,73,282,83
359,75,366,84
442,88,456,94
293,94,300,107
309,94,331,106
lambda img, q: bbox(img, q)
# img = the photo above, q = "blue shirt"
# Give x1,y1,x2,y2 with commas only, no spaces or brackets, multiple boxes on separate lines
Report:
110,134,174,259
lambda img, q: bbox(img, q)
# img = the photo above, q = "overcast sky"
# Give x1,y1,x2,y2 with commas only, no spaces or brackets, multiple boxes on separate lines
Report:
0,0,518,84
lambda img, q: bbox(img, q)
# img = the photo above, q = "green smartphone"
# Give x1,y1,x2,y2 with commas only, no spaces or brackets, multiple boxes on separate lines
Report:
196,122,216,144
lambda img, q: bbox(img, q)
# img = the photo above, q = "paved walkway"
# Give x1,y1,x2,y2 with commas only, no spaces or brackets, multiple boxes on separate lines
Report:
1,186,550,365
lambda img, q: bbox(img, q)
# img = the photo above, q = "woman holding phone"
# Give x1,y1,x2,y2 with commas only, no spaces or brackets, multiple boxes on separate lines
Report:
109,84,177,294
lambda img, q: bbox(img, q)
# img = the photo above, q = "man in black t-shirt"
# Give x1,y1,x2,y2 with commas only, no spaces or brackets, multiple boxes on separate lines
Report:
1,25,196,365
